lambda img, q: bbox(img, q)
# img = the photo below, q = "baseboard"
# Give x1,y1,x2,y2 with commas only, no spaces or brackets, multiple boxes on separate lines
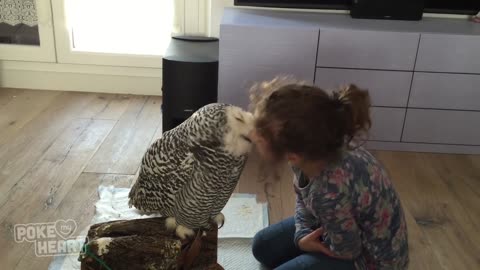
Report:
0,61,163,95
366,141,480,155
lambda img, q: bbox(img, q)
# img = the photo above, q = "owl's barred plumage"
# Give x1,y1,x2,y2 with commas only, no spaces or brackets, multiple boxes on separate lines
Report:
128,103,253,235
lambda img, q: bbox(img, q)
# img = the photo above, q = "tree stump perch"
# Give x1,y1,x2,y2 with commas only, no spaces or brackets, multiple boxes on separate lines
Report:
79,217,223,270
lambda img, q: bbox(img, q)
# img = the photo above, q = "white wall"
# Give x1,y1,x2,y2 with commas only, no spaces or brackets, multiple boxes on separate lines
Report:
0,61,162,95
209,0,235,37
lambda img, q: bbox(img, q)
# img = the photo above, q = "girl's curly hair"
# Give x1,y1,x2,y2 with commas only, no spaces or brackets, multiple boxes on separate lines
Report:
249,77,371,161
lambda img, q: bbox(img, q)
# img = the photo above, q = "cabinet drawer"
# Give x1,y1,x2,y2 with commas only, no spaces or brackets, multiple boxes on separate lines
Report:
315,68,412,107
317,30,419,70
403,109,480,145
369,107,406,142
409,72,480,111
416,34,480,74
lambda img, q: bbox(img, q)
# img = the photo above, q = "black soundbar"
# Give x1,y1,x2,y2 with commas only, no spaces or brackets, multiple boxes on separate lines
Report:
351,0,425,21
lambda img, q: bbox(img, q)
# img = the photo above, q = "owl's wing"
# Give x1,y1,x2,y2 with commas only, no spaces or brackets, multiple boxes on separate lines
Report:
208,155,246,217
172,144,221,229
173,144,247,229
128,135,192,214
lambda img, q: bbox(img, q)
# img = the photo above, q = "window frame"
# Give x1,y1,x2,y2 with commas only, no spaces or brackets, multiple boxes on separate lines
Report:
50,0,197,68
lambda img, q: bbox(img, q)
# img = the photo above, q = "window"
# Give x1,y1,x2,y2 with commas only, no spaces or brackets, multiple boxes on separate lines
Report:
66,0,175,56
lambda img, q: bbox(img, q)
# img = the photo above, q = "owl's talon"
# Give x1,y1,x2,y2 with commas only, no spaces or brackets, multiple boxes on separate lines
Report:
213,213,225,229
176,225,195,240
165,217,177,231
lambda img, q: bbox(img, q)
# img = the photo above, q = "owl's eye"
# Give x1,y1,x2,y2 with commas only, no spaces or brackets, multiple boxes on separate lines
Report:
240,134,252,143
235,116,245,123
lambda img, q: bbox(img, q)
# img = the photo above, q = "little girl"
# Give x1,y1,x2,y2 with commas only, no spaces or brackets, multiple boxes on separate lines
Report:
249,78,409,270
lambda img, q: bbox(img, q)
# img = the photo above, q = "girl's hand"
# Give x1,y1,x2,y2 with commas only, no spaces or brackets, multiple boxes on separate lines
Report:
298,228,334,255
298,228,352,260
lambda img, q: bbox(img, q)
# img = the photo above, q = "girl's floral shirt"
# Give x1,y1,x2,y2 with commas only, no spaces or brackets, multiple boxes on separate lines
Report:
293,147,409,270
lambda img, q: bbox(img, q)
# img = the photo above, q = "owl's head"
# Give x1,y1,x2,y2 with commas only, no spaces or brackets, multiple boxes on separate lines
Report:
222,105,254,156
186,103,254,156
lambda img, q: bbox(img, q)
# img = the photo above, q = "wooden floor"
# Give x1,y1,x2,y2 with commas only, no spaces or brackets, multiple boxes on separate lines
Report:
0,88,479,269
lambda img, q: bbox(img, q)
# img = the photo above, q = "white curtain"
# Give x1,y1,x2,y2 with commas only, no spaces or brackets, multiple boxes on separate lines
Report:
0,0,38,26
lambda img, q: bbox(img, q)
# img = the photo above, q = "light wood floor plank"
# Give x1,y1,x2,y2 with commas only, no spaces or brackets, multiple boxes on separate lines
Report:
237,150,288,224
14,173,134,270
78,93,132,120
375,151,480,270
84,96,162,174
0,92,97,203
149,113,164,144
0,119,92,216
434,155,480,228
402,206,444,270
0,90,61,145
0,119,115,269
279,163,295,219
0,88,24,107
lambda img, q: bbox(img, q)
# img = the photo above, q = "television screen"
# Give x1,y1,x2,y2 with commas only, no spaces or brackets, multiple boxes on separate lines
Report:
234,0,480,15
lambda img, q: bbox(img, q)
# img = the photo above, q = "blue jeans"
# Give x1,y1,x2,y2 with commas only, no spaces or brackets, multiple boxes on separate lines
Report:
252,217,356,270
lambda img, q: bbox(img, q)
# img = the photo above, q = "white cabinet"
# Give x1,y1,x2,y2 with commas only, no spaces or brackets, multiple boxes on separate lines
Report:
317,30,419,71
219,24,319,109
403,109,480,145
370,108,406,142
415,34,480,74
315,68,412,107
219,8,480,153
410,72,480,111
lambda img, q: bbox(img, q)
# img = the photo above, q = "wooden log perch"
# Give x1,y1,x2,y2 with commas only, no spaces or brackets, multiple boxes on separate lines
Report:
79,217,223,270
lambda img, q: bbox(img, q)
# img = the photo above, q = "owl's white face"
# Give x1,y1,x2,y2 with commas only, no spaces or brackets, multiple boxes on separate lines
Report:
223,106,254,156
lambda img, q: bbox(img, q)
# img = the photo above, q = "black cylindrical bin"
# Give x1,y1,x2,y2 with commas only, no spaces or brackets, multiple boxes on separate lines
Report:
162,36,219,132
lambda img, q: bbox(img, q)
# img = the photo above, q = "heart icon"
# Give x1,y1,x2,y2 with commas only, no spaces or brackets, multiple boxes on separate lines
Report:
55,219,77,240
